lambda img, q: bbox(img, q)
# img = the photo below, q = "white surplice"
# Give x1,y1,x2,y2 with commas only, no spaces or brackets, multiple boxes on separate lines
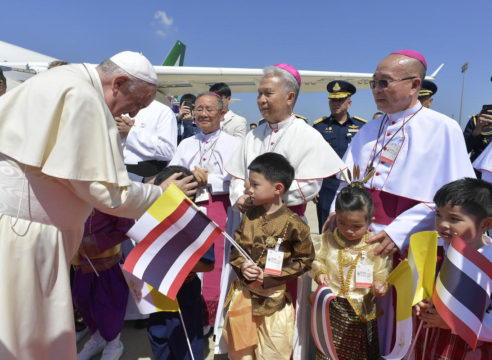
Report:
337,102,476,249
226,114,346,208
0,64,162,360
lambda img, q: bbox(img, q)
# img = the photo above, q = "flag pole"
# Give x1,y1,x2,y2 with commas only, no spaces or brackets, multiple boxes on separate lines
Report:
176,301,195,360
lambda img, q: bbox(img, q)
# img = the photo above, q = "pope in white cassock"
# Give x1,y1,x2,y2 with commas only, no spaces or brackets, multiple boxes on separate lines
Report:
328,50,476,353
0,52,196,360
224,64,345,359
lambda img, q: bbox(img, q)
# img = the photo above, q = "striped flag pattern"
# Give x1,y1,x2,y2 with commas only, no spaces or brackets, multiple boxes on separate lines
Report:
123,183,223,300
432,235,492,350
311,286,339,360
121,266,180,314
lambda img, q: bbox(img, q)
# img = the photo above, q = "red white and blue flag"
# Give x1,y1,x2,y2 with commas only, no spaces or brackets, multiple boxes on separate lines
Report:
311,285,339,360
123,183,223,300
432,235,492,350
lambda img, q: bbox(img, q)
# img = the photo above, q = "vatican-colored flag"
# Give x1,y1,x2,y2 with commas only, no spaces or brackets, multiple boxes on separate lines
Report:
408,231,438,305
383,260,414,360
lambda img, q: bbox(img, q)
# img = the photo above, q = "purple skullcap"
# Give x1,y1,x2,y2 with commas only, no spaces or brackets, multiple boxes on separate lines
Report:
391,50,427,71
274,63,301,87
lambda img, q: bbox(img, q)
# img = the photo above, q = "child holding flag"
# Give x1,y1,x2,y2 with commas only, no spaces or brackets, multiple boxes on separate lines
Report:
146,165,215,360
223,152,315,360
311,185,392,360
414,178,492,359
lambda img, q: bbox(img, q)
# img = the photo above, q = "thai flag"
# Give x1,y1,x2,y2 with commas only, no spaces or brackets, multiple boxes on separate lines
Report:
123,183,223,300
311,286,338,360
432,235,492,350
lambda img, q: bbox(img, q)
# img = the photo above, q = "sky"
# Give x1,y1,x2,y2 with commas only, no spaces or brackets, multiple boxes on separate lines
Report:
2,0,492,128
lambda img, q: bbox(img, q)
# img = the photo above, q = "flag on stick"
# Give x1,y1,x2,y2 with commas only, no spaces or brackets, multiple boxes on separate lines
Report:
383,260,414,360
311,286,338,360
432,235,492,350
408,231,438,305
123,183,223,300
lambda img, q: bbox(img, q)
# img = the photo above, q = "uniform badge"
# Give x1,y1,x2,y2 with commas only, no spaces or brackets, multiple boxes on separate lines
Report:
333,82,341,92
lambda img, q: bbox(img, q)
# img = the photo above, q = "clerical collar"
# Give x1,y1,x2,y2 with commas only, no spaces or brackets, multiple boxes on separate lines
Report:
267,114,295,131
199,128,221,142
386,102,422,122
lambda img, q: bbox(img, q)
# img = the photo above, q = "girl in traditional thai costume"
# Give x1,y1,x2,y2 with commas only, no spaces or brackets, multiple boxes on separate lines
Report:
311,185,392,360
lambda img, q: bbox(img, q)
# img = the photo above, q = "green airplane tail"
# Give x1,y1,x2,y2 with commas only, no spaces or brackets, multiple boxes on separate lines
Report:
162,40,186,66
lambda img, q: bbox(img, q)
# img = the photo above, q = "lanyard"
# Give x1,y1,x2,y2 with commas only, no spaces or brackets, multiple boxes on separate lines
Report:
365,106,422,176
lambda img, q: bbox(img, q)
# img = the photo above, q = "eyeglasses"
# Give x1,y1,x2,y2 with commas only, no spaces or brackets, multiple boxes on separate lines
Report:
195,107,219,115
369,76,417,89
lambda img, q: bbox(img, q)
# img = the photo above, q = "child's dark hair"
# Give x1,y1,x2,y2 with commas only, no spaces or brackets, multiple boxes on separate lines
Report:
335,186,374,221
153,166,197,200
247,152,295,191
434,178,492,221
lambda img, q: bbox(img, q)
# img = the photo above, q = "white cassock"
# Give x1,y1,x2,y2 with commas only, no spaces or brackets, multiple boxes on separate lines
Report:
473,142,492,183
0,64,162,360
335,101,475,353
225,115,345,359
169,129,243,349
221,109,247,138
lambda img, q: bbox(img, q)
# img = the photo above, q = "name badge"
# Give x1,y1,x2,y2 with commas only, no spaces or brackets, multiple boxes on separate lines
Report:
380,137,403,164
355,264,373,288
264,249,284,276
195,186,209,203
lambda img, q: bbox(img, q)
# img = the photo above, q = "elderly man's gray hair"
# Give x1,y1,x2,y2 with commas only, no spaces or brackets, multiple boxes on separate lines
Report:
263,66,300,105
196,92,224,111
98,59,149,93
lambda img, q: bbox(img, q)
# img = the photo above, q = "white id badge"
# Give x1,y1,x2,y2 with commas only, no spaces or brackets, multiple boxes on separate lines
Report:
195,186,210,203
380,137,403,164
264,250,284,276
355,264,373,288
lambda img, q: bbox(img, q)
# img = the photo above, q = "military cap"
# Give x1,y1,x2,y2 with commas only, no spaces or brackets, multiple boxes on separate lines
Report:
419,80,437,97
327,80,356,99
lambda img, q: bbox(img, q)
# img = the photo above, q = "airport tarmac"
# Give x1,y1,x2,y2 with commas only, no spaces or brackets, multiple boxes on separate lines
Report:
77,201,320,360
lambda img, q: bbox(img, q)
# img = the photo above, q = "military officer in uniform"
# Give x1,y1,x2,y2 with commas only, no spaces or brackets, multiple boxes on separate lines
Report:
313,80,366,233
463,108,492,163
418,79,437,108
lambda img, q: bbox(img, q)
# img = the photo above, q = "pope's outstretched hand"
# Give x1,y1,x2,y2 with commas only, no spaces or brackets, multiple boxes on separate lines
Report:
159,172,198,197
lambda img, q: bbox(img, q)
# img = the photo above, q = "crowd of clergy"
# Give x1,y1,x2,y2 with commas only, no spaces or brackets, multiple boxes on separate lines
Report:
0,47,491,360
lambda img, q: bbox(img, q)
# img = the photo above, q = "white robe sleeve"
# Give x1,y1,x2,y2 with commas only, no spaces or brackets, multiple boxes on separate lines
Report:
69,180,162,219
229,177,246,210
285,179,322,205
384,203,436,250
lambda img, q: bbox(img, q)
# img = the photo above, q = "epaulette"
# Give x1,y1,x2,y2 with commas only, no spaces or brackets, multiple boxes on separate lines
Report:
258,118,265,124
295,114,307,121
472,114,478,126
314,116,328,125
353,116,367,123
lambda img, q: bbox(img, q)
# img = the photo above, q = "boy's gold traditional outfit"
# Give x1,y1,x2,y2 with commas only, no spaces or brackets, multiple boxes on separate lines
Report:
223,204,314,360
